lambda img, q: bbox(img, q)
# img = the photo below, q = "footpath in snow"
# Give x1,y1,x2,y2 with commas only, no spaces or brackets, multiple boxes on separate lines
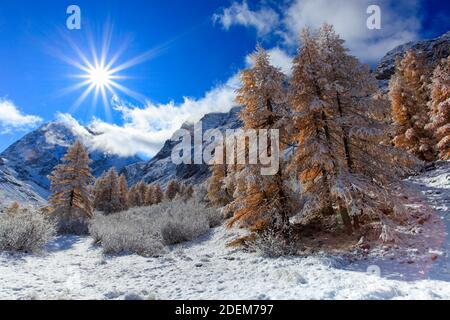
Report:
0,162,449,300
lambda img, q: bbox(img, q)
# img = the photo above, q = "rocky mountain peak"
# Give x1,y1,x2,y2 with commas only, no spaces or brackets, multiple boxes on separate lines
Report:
375,31,450,82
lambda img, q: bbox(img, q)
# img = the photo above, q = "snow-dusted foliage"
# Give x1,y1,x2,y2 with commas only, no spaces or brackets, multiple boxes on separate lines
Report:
248,229,298,258
390,49,435,161
226,46,293,234
207,149,233,207
117,174,129,211
89,199,220,256
151,184,164,204
93,168,123,214
52,207,91,235
0,206,56,253
165,180,181,201
90,211,165,257
427,56,450,160
160,201,210,245
127,181,147,208
289,24,417,240
49,140,94,221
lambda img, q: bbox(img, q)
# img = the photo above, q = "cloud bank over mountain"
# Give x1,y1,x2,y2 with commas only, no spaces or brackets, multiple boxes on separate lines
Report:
0,98,42,134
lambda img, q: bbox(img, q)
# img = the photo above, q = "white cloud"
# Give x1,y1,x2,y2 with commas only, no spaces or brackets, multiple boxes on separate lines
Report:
0,98,42,133
56,75,240,158
215,0,422,63
267,47,293,76
281,0,421,63
245,47,293,76
213,1,279,36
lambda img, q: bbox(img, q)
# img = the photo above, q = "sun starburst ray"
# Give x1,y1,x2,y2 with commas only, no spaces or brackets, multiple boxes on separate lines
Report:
54,25,159,118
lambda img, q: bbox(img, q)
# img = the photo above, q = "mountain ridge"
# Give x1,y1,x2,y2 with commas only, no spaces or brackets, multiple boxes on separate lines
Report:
0,121,141,207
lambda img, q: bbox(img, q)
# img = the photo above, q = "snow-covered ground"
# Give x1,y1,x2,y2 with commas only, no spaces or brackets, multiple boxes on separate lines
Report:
0,162,449,300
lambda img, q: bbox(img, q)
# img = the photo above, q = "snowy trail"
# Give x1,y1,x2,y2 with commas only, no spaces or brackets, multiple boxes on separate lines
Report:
0,163,449,300
342,161,450,282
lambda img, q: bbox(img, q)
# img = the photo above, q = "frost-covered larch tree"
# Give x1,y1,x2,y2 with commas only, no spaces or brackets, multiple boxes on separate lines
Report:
427,56,450,160
118,173,129,211
127,181,147,208
208,164,231,207
93,168,122,214
49,141,94,219
152,184,164,204
226,45,292,235
144,184,154,206
290,25,413,240
390,49,435,161
208,144,233,207
165,180,181,201
182,184,194,200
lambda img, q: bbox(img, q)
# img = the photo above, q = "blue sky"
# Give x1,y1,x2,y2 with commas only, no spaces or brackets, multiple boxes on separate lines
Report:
0,0,449,157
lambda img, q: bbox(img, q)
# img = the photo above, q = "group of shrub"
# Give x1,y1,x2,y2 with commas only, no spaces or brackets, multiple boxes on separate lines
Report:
0,182,220,257
89,198,222,256
0,204,56,253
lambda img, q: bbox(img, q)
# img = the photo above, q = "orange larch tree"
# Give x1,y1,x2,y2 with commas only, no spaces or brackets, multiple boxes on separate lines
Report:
427,56,450,160
390,49,435,161
226,45,292,235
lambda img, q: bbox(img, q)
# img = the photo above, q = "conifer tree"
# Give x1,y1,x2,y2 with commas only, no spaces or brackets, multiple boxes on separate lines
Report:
144,184,154,206
93,168,121,214
208,164,230,206
427,56,450,160
152,184,164,204
290,25,413,240
118,174,129,211
226,45,292,234
390,49,435,161
165,180,181,201
127,181,147,208
182,184,194,200
5,202,20,216
207,144,233,207
49,141,94,219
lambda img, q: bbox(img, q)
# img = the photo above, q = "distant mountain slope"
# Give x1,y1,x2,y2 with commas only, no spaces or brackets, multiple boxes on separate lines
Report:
0,122,141,199
0,160,45,209
122,106,243,186
375,31,450,83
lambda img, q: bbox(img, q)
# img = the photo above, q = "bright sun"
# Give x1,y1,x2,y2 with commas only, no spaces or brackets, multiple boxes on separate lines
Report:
88,65,113,88
58,25,153,119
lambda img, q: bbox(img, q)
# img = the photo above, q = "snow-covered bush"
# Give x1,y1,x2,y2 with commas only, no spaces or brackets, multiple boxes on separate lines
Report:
0,207,56,253
192,185,224,227
192,185,209,204
90,211,165,257
248,229,298,258
159,200,210,245
205,206,223,228
89,199,219,255
52,208,90,235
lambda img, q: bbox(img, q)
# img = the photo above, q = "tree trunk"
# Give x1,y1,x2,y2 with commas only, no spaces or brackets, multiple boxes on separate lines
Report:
353,215,360,231
339,206,353,234
336,92,353,171
321,204,335,216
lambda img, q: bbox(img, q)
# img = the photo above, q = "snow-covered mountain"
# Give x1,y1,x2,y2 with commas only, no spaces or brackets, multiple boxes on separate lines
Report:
375,31,450,87
0,122,141,204
0,160,46,208
122,106,243,186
